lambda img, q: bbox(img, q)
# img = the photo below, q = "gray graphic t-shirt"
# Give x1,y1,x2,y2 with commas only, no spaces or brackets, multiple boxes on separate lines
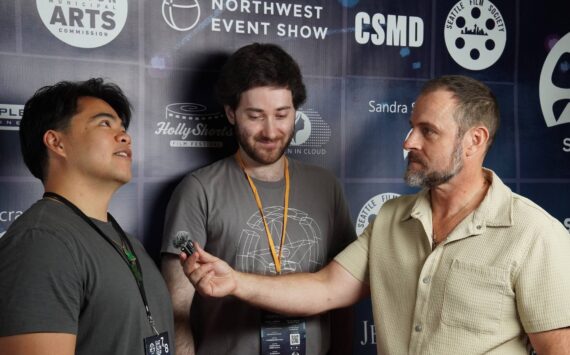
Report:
162,155,355,355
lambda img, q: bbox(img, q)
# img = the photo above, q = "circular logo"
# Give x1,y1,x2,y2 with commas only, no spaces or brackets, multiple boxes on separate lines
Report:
291,111,312,146
539,32,570,127
165,103,222,121
444,0,506,70
162,0,201,31
36,0,128,48
356,193,400,235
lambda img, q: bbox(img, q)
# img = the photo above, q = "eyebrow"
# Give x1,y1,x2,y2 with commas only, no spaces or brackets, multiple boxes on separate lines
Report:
90,113,126,127
245,106,292,113
90,112,117,120
410,120,440,131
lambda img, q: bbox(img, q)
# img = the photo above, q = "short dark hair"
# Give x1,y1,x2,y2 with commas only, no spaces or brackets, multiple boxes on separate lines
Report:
20,78,132,181
215,43,307,110
420,75,500,150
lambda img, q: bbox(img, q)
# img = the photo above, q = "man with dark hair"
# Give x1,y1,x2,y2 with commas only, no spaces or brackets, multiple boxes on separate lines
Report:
0,78,175,355
161,43,356,354
182,75,570,354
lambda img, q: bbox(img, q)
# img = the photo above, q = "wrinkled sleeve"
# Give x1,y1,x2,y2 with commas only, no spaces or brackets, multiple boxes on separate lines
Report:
334,221,372,284
161,174,209,255
515,219,570,333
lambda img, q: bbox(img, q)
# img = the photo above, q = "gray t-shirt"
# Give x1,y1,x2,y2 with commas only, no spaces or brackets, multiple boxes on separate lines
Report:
0,199,175,355
162,156,355,355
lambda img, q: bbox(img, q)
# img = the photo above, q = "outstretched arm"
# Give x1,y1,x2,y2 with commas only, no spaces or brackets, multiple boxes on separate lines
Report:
181,244,368,316
528,328,570,355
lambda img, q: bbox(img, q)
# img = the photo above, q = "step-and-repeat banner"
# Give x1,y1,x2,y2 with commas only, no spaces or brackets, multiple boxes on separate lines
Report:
1,0,569,353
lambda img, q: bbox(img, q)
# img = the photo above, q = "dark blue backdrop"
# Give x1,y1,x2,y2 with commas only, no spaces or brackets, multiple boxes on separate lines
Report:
1,0,569,353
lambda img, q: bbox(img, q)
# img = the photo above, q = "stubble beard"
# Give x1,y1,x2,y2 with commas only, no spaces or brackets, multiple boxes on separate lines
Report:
234,122,294,165
404,140,464,189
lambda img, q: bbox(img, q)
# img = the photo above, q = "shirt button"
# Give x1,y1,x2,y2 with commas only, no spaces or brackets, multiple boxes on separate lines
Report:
415,324,423,332
422,276,431,284
476,225,482,230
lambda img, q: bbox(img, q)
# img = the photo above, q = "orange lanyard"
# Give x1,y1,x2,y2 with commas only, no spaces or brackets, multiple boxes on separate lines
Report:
235,152,290,274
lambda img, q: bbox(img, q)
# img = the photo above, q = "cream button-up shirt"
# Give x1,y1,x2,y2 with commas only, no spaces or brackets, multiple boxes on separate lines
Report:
336,169,570,354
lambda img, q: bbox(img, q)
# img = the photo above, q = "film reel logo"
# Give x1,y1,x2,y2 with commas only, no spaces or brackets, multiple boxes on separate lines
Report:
444,0,506,70
356,193,400,235
539,32,570,128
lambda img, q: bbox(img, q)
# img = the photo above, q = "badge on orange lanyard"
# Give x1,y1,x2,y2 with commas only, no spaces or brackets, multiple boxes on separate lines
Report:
235,152,290,274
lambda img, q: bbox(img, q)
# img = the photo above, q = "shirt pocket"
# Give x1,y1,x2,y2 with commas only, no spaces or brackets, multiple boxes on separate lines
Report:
441,259,508,334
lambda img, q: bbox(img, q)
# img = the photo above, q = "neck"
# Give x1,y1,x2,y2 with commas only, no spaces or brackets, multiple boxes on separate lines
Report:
237,149,286,182
430,168,489,219
44,177,117,222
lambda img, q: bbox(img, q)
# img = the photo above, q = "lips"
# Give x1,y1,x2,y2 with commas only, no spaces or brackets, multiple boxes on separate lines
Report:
407,152,426,166
113,149,132,159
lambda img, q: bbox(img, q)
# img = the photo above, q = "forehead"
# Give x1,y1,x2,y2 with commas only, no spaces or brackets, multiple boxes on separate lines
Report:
411,89,458,126
75,96,117,116
238,86,293,109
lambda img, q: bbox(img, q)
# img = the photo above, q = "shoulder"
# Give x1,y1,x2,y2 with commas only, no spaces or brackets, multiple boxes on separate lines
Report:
382,193,419,213
175,156,239,192
511,192,567,235
288,158,339,184
0,203,83,275
4,200,78,238
192,155,239,182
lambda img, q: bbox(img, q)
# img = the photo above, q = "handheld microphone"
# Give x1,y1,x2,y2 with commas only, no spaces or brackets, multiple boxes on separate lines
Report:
172,231,196,256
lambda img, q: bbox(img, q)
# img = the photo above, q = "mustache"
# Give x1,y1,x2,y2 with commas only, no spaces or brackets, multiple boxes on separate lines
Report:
407,151,426,166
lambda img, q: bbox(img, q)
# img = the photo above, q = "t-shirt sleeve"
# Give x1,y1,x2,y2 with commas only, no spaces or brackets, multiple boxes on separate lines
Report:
515,219,570,333
161,174,209,255
334,221,372,284
0,228,82,336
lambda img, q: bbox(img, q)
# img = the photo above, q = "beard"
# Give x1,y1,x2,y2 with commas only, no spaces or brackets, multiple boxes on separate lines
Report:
404,140,464,188
234,121,294,165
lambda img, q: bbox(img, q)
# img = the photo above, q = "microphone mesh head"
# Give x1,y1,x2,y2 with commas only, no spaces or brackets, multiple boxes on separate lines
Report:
173,231,189,248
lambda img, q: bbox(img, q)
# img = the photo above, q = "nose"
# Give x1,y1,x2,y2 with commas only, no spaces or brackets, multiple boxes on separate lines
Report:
117,130,132,145
261,118,278,139
403,128,417,151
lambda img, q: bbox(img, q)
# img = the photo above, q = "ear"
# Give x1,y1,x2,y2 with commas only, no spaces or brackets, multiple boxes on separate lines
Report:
224,106,236,125
43,130,67,158
463,126,490,157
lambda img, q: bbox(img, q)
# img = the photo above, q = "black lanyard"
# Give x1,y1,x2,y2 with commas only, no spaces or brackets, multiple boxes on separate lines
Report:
43,192,160,335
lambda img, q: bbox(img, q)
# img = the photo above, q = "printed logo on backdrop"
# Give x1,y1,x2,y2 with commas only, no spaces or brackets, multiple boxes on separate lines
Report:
444,0,506,70
0,104,23,131
36,0,128,48
286,110,331,156
155,103,231,148
162,0,201,31
354,11,424,48
356,193,399,235
539,32,570,132
161,0,328,40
